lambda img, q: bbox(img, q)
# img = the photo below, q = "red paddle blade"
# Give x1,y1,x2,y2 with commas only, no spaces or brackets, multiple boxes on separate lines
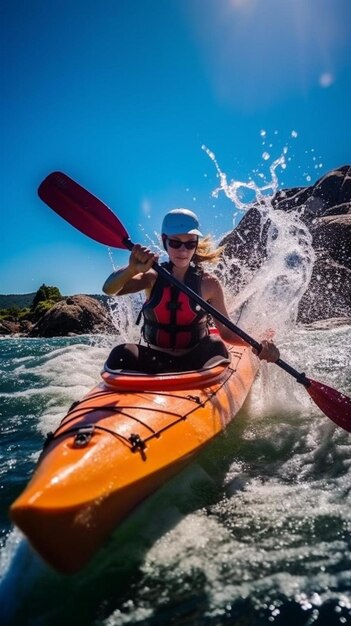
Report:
38,172,130,249
307,379,351,432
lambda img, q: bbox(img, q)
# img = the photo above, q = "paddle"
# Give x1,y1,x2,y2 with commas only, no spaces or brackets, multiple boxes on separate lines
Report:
38,171,351,432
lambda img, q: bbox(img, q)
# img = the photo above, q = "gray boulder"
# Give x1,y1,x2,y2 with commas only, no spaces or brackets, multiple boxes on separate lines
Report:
30,295,114,337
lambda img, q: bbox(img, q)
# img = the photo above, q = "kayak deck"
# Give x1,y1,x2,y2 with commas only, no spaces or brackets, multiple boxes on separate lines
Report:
10,343,258,573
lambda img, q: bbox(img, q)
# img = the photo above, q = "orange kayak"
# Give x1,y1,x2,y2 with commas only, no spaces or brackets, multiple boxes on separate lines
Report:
10,341,258,573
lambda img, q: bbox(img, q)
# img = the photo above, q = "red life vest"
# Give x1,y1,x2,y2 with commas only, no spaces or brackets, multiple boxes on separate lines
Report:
140,263,209,349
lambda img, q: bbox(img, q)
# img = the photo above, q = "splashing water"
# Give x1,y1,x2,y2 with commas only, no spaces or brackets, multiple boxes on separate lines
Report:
203,145,316,341
107,294,144,344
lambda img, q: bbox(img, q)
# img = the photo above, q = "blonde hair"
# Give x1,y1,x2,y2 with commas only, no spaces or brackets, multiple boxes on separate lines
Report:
193,235,224,265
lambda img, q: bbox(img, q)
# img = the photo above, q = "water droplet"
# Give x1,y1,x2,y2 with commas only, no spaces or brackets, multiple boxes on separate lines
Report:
291,130,298,138
262,152,270,161
260,129,266,137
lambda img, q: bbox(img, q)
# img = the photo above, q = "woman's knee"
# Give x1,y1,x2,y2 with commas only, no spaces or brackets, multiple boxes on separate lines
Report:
105,343,139,370
204,335,229,358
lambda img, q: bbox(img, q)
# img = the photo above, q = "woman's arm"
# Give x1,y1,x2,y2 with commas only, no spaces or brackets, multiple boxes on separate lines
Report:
102,245,158,296
202,274,280,362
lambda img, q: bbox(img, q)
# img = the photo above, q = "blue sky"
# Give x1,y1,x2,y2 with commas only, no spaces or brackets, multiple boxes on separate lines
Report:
1,0,350,295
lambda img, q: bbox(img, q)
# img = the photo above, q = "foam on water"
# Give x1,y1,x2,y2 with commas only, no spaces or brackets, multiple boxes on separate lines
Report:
101,455,351,624
101,345,351,625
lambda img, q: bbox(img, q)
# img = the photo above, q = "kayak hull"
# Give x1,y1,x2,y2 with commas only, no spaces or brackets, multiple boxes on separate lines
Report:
10,343,258,573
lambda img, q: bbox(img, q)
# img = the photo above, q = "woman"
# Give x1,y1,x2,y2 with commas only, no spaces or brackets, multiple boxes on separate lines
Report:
103,208,280,373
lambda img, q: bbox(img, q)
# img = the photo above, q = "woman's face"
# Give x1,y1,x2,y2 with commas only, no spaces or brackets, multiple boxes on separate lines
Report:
164,234,198,268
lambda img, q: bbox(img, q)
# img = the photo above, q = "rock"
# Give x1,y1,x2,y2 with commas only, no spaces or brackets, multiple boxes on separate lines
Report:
0,320,21,335
298,252,351,323
312,213,351,268
220,165,351,323
19,320,34,334
0,319,34,336
30,295,114,338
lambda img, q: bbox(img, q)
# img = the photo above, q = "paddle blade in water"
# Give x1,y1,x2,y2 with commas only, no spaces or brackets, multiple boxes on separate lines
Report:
307,379,351,432
38,172,131,249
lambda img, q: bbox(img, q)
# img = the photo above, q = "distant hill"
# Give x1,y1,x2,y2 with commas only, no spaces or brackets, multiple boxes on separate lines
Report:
0,293,36,309
0,293,109,309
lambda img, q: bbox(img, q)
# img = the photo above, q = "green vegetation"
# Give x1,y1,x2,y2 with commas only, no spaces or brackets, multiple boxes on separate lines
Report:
0,284,63,322
0,305,20,320
32,284,62,309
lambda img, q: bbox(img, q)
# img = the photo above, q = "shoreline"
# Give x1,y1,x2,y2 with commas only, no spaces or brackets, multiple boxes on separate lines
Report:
1,316,350,340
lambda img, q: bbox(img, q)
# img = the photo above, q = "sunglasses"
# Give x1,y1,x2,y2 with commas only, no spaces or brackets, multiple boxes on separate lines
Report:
165,237,198,250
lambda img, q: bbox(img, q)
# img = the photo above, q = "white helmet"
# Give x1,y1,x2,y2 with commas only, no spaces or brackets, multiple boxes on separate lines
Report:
161,209,203,237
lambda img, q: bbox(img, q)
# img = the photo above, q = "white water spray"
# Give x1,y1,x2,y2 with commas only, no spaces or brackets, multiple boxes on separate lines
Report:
203,144,316,341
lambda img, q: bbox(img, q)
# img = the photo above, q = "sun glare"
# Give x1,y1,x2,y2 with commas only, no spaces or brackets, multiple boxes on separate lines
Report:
185,0,345,109
229,0,256,9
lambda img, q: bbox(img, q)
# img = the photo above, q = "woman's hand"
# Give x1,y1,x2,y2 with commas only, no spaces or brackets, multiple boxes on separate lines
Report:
102,245,158,296
129,245,158,274
254,340,280,362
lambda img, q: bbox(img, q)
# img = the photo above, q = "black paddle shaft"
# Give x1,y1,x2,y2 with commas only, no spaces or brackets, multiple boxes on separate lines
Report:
123,238,310,387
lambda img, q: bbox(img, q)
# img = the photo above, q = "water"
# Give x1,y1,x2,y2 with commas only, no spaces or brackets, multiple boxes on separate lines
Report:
1,149,351,625
1,327,350,626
